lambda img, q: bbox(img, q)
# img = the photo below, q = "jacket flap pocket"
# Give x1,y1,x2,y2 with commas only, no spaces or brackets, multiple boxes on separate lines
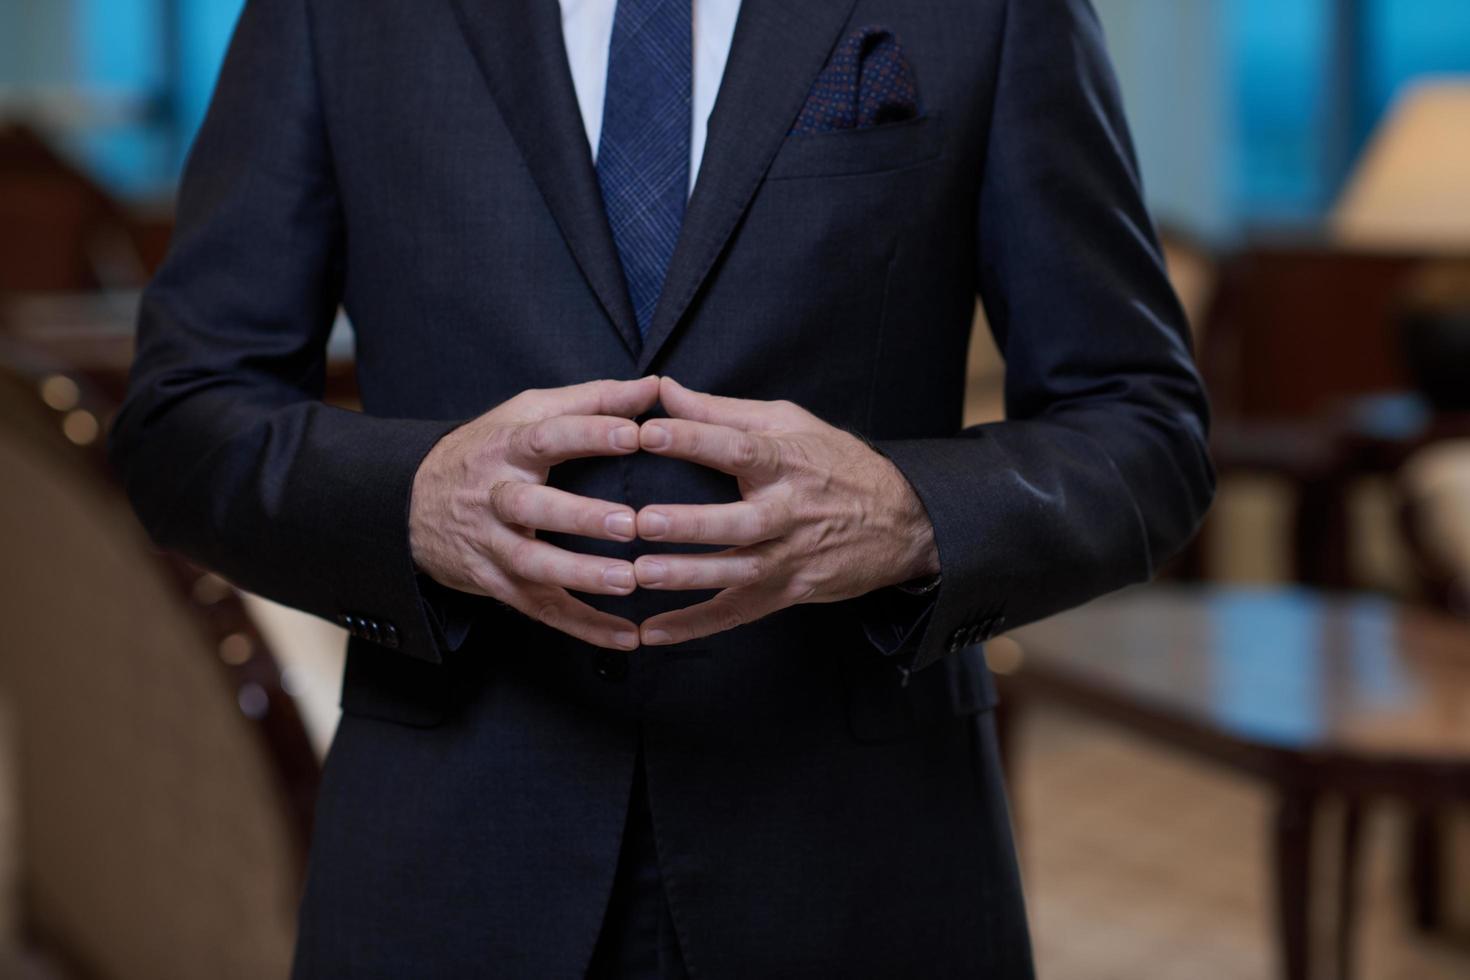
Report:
338,636,451,728
767,114,944,181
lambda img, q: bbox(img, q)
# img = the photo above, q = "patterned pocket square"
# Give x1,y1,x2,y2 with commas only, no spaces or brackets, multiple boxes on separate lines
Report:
789,26,923,135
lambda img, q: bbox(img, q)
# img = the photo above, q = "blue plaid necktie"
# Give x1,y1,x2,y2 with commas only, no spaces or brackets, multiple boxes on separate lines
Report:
596,0,692,337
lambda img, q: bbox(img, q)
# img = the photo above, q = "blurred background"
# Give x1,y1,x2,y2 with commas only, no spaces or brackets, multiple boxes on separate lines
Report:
1,1,1469,978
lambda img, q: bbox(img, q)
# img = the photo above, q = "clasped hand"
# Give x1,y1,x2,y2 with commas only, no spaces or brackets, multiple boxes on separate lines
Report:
409,376,938,651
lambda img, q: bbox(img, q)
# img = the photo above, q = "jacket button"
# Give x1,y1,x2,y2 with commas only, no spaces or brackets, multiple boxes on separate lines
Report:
594,650,629,682
381,623,400,649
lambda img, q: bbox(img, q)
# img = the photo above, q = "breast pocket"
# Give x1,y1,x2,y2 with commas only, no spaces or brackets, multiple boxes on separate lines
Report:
766,114,945,182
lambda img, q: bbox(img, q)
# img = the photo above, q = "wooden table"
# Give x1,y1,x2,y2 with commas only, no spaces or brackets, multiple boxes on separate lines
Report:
996,585,1470,980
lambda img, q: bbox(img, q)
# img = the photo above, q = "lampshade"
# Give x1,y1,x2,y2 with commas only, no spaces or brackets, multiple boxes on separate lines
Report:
1332,78,1470,251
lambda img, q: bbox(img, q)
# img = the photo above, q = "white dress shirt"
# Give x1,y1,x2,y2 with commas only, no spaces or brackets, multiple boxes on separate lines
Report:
557,0,743,195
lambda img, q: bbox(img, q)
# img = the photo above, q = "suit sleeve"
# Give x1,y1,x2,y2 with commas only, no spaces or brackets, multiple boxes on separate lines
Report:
871,0,1215,676
107,0,464,664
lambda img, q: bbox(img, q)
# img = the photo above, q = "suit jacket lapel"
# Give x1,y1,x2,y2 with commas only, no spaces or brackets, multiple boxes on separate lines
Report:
635,0,859,373
448,0,641,357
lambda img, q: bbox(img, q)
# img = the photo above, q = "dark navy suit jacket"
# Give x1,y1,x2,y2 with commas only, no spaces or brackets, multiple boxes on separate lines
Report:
109,0,1214,975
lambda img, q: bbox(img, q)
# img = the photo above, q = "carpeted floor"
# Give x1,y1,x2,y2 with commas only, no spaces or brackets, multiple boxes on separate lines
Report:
1013,705,1470,979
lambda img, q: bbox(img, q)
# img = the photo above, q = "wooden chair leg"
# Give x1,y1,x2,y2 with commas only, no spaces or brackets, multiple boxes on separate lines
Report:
1295,477,1353,590
1408,807,1443,932
1336,799,1363,980
1275,789,1318,980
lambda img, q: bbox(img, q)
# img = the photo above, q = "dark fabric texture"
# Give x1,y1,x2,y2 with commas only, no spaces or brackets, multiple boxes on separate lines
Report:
108,0,1213,975
789,25,922,135
587,751,690,980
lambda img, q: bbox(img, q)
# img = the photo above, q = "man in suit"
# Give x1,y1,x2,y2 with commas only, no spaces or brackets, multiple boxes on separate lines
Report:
109,0,1214,975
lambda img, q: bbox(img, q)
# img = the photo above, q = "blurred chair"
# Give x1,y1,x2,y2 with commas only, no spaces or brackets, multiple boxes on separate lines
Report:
0,124,159,294
1400,439,1470,617
1394,262,1470,614
1198,245,1424,424
1180,244,1431,587
1389,262,1470,936
0,348,318,979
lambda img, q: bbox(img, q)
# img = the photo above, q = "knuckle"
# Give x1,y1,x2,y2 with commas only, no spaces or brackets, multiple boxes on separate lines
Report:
712,599,745,633
532,600,561,627
787,576,819,604
485,480,515,518
511,389,547,419
525,421,554,458
742,556,767,584
506,538,537,574
732,435,760,470
498,392,531,417
778,439,812,473
505,425,530,459
465,563,500,597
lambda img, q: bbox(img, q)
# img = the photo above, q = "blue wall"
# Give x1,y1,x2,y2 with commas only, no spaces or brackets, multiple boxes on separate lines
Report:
9,0,1470,234
175,0,248,148
1229,0,1335,225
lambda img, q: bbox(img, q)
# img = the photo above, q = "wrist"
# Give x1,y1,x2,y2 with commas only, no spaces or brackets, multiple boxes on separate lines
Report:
901,521,941,581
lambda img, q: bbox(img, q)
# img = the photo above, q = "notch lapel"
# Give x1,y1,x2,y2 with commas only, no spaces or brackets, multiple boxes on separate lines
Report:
448,0,641,357
635,0,859,373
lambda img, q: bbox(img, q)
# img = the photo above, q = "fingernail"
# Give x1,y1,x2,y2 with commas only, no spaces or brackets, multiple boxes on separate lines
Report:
613,631,639,650
642,423,671,449
644,629,673,646
611,426,639,451
605,512,635,538
603,566,634,590
640,511,670,538
638,560,666,585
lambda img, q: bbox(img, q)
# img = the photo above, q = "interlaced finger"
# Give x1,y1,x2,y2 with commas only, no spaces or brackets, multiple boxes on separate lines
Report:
505,583,641,651
638,587,783,646
487,482,637,541
639,419,782,478
506,414,642,468
657,377,781,431
519,376,661,421
633,549,769,591
635,501,782,546
488,528,637,596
